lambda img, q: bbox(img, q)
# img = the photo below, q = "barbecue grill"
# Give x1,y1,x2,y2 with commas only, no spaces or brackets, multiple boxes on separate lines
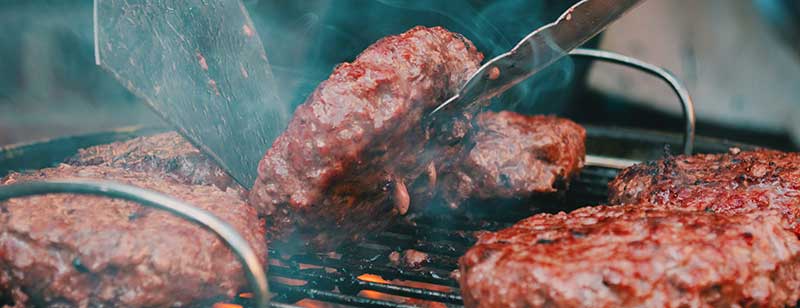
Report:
0,131,752,308
0,52,756,307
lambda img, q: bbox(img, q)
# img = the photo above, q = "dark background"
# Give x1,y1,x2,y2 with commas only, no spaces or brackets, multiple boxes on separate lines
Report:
0,0,796,150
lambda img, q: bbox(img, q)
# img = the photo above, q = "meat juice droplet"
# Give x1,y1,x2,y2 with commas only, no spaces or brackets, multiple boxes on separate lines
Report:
208,79,221,96
242,24,254,37
488,67,500,80
394,179,410,215
196,52,209,71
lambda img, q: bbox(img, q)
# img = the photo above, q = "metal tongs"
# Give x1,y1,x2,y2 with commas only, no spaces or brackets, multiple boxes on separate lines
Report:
430,0,645,115
93,0,644,190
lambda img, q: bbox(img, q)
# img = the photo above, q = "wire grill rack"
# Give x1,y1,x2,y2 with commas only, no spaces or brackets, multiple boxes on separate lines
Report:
225,165,619,308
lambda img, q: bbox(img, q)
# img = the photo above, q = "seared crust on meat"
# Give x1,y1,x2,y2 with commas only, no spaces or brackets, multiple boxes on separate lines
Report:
436,111,585,209
66,132,236,191
0,165,266,307
459,205,800,308
249,26,484,252
608,149,800,232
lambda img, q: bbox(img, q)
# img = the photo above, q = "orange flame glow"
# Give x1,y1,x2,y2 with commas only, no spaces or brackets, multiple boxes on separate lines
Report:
357,274,390,284
212,304,242,308
295,299,340,308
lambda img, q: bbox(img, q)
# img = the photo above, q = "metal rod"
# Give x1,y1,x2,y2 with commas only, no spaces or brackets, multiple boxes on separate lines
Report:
0,179,269,308
570,48,696,155
263,165,621,306
585,154,640,169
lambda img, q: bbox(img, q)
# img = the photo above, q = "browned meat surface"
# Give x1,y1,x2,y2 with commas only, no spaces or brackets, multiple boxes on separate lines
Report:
459,204,800,308
66,132,236,191
608,149,800,233
0,165,266,307
249,26,484,252
388,250,430,268
427,111,585,210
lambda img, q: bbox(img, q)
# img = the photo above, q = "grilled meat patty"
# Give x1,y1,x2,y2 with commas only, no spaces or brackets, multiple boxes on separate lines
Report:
608,149,800,232
66,132,236,191
0,165,266,308
429,111,585,210
249,26,484,252
459,204,800,307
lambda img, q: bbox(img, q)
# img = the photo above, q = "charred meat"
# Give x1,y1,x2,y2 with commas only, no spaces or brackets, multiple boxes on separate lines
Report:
459,204,800,307
0,165,266,307
608,149,800,232
66,132,236,191
388,249,431,269
428,111,585,210
249,26,484,252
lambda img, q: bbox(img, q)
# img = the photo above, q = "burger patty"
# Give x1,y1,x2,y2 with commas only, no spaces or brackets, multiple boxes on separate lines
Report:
429,111,585,210
66,132,236,191
608,149,800,232
249,26,484,252
459,204,800,307
0,165,266,307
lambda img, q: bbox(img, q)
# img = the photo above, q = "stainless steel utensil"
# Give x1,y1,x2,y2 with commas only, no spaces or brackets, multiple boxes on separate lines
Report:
431,0,645,115
94,0,289,188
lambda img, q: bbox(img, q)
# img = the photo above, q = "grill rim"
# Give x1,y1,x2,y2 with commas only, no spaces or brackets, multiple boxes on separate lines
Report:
0,122,761,308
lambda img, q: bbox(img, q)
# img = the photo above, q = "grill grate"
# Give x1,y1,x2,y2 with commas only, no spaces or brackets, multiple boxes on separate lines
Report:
228,165,619,308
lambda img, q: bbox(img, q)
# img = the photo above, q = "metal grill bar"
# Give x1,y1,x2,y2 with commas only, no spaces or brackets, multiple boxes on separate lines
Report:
232,166,619,308
270,282,419,308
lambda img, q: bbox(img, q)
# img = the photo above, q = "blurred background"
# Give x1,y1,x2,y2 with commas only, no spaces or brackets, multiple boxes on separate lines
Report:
0,0,798,150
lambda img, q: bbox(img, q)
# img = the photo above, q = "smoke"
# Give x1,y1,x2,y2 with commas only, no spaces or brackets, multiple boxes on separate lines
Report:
0,1,163,146
0,1,584,146
245,0,581,113
373,0,513,53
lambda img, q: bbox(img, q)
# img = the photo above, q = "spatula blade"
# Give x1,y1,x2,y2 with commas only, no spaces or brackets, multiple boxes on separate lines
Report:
94,0,289,188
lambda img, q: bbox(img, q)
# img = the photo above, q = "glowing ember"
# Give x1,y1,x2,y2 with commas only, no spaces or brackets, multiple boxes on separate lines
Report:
357,289,448,308
357,274,390,284
359,289,393,300
212,303,242,308
355,273,453,307
274,276,306,286
295,299,337,308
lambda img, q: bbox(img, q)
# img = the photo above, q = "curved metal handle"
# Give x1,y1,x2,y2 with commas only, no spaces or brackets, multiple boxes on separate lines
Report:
570,48,696,155
0,179,269,308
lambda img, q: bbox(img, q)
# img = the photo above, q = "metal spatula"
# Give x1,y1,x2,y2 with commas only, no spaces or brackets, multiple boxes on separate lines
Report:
94,0,289,188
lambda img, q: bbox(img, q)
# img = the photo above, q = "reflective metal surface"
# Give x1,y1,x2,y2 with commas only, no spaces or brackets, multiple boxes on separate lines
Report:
94,0,289,188
571,48,695,155
431,0,644,115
